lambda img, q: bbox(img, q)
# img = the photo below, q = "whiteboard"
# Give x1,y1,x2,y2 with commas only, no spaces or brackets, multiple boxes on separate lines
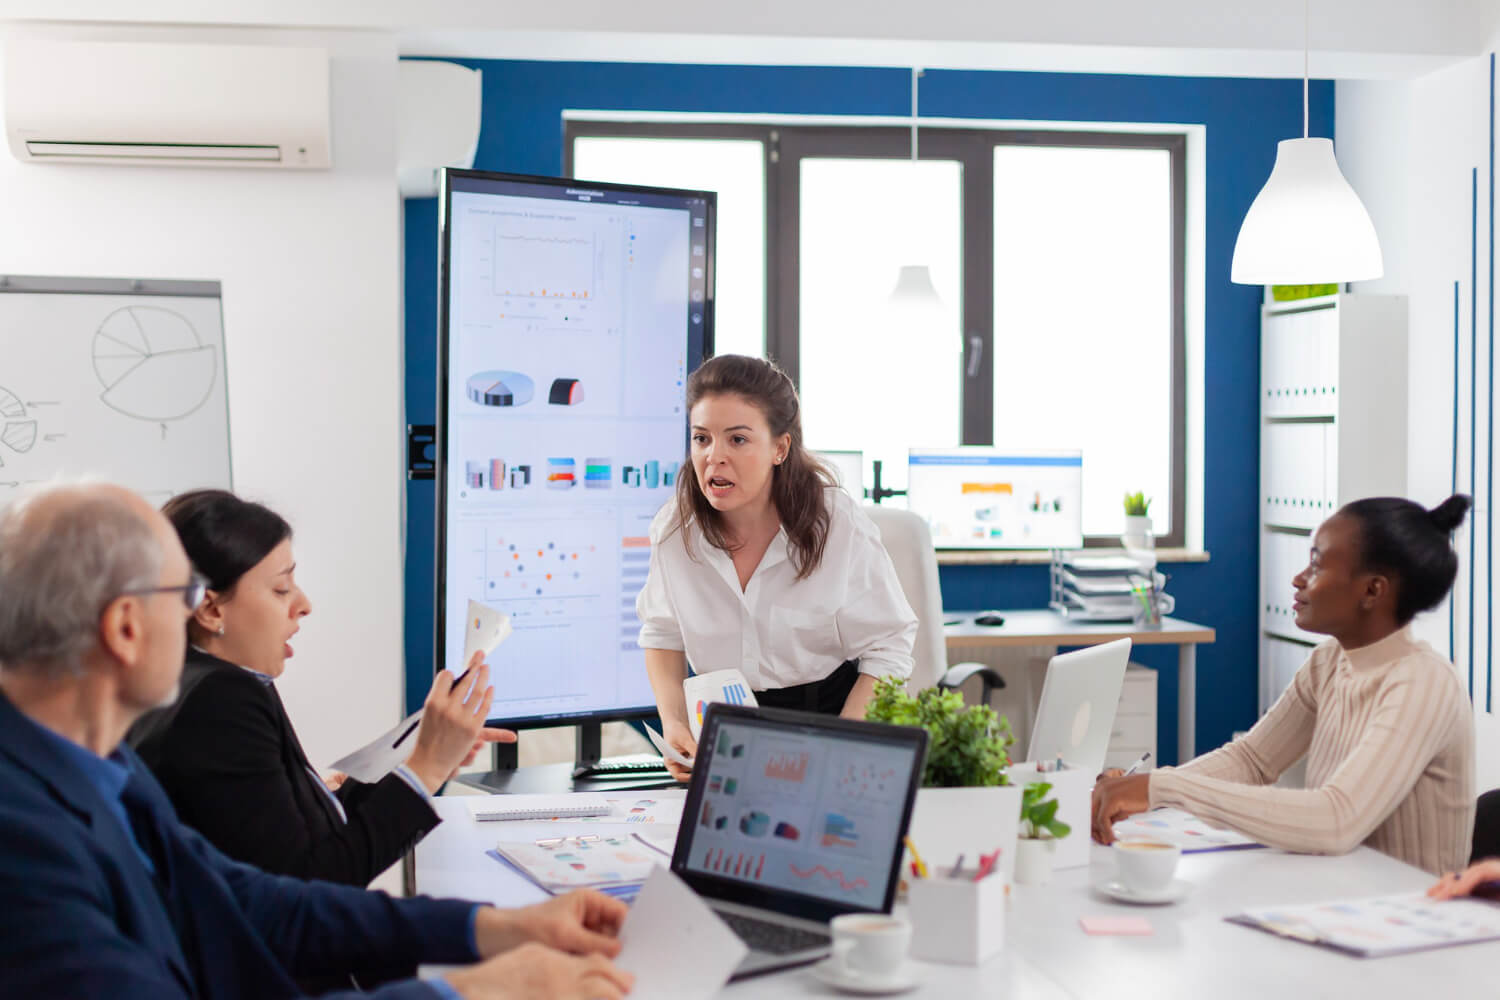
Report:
0,277,231,502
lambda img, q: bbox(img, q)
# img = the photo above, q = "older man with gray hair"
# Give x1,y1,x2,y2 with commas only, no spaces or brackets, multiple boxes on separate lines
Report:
0,481,633,1000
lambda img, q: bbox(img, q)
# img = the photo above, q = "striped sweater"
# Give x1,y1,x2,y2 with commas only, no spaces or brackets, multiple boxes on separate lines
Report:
1149,625,1474,875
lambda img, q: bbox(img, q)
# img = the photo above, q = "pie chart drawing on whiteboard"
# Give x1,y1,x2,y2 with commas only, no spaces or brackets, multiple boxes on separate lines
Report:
92,306,217,422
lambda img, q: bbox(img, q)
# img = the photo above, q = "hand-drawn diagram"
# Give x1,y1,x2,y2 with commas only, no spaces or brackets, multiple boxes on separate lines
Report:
0,386,37,467
92,306,217,422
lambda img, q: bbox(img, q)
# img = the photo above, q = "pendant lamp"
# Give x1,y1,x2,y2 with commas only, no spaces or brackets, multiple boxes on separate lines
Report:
889,67,943,307
1230,1,1382,285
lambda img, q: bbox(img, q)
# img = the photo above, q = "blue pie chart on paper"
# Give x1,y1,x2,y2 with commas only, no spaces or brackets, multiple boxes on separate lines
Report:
466,370,534,407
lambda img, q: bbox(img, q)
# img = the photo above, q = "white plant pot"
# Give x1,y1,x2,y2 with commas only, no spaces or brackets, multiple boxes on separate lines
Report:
1014,837,1057,886
1122,514,1154,549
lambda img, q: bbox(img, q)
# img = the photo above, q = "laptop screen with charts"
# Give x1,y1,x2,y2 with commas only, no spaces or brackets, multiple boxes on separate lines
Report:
671,704,927,976
1026,637,1132,775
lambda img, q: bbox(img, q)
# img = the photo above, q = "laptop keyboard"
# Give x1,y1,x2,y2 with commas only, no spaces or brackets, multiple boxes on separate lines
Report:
717,911,831,955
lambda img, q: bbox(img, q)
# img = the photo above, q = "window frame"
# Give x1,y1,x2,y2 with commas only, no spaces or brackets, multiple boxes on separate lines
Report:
564,120,1187,548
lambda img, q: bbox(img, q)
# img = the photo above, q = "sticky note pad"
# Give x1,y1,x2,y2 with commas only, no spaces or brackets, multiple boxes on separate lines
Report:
1079,915,1153,936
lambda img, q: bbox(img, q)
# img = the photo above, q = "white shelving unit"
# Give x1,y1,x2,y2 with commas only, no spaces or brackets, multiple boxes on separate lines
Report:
1258,292,1408,712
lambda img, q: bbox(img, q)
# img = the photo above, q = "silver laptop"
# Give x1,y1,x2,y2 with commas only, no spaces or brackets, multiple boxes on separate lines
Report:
1027,637,1132,775
671,703,928,979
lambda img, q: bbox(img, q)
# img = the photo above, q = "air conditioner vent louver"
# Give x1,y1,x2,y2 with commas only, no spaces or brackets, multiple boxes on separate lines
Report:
4,40,330,170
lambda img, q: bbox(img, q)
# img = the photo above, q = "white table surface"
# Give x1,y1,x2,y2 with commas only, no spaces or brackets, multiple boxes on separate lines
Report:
415,796,1491,999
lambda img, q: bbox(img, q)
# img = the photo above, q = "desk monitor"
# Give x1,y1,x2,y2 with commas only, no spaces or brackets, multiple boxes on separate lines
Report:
812,449,863,504
1027,638,1132,775
436,169,714,744
906,448,1083,550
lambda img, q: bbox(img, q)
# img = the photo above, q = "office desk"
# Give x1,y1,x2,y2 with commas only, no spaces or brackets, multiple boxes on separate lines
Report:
416,797,1487,998
944,610,1216,763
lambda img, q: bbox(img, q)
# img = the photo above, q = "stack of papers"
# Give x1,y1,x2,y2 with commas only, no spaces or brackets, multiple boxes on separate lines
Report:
1112,808,1264,853
492,835,661,893
1229,894,1500,958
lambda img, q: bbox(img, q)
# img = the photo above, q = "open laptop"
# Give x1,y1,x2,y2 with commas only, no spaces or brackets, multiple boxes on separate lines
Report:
1027,637,1132,775
671,703,928,979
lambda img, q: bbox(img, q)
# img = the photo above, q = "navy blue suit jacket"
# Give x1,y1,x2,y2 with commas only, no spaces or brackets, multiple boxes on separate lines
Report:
0,692,477,999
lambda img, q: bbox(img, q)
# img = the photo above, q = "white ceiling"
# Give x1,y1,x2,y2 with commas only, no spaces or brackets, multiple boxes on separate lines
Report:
4,0,1494,79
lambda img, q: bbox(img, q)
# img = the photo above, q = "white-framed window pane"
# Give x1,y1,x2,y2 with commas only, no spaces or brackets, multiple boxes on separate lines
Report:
799,158,963,495
992,145,1173,536
572,136,765,359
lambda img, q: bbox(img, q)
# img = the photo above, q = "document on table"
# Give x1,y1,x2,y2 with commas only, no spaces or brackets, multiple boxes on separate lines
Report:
492,835,661,892
617,866,747,1000
330,600,510,781
1112,807,1265,853
1228,893,1500,958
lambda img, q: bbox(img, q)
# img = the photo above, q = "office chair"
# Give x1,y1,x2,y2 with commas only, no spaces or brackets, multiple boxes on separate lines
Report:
1473,788,1500,863
864,505,1006,702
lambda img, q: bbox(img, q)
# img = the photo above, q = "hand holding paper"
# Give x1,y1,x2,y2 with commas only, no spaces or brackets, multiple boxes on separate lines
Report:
644,723,694,770
330,600,514,784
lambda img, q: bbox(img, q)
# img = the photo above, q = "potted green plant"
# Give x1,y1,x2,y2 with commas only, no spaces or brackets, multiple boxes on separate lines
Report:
1122,491,1154,555
1014,781,1072,885
866,677,1020,879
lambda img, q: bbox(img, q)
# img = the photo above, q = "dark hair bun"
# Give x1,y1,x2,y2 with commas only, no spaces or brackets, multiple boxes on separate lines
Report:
1429,494,1473,534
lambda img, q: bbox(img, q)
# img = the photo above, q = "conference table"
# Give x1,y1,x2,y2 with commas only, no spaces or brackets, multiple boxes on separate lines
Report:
414,795,1491,998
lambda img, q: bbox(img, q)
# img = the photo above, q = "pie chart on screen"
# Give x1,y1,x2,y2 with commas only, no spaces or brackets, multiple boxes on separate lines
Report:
92,306,217,422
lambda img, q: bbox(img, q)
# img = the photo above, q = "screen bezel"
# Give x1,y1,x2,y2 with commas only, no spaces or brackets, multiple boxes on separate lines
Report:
435,167,716,729
671,703,928,924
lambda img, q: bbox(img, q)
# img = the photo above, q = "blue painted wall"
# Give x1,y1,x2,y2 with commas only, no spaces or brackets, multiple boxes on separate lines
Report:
402,60,1335,765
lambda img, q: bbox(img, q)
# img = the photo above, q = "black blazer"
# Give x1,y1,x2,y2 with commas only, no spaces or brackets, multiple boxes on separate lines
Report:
128,647,439,887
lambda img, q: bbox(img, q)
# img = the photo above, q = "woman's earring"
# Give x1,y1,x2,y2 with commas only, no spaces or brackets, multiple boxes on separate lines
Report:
215,626,225,637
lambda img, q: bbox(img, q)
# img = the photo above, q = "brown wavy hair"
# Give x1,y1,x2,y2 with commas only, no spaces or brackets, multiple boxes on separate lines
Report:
670,355,835,579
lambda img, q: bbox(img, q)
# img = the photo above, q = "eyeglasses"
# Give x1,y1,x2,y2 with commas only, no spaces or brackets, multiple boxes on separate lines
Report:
122,571,209,611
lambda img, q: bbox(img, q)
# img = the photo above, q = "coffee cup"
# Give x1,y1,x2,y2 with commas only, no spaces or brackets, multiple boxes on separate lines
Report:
828,913,911,980
1112,839,1180,893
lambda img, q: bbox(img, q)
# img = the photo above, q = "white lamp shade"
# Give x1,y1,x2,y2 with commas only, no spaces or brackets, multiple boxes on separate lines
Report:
889,264,943,306
1230,137,1383,285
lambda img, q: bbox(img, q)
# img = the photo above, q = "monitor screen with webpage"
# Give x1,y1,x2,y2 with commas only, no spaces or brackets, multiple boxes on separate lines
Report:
436,169,714,727
906,447,1084,550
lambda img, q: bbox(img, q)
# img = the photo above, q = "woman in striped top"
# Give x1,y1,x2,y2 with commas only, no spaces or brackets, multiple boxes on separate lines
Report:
1092,495,1475,876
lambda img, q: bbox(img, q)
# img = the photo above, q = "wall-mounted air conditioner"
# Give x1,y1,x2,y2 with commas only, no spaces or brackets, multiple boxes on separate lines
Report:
397,60,481,198
3,39,331,169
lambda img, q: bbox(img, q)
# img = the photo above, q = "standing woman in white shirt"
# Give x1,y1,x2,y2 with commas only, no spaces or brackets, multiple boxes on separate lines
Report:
637,355,918,779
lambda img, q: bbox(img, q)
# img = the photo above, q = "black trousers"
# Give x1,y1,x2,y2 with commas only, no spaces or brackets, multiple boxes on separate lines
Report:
754,659,859,715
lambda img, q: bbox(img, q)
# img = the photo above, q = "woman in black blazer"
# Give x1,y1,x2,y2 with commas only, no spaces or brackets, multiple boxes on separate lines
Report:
130,489,513,886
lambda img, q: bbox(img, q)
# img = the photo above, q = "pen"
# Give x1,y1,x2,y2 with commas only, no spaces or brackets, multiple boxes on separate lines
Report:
972,847,1001,882
950,854,965,878
904,836,929,879
1122,751,1152,777
391,665,475,749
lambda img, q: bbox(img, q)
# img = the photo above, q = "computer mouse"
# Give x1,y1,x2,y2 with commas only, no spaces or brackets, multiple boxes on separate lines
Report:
974,612,1006,627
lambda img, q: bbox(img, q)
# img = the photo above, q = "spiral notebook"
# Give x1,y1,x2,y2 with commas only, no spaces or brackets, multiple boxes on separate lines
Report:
465,793,612,822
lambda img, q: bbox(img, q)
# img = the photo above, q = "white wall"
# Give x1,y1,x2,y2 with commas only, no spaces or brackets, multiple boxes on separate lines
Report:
5,0,1485,79
1340,55,1500,794
0,23,406,768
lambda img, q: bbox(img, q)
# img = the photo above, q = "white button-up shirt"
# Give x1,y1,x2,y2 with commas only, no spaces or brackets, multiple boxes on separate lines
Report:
636,487,917,690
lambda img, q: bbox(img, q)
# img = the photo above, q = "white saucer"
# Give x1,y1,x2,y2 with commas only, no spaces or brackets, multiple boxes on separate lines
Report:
809,958,919,995
1095,877,1193,905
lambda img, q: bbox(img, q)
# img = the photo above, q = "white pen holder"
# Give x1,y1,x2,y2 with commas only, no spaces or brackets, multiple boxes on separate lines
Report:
1005,761,1093,870
907,870,1006,966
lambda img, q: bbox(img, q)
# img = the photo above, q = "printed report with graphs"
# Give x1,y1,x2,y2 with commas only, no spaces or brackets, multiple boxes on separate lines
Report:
685,719,916,911
441,174,709,721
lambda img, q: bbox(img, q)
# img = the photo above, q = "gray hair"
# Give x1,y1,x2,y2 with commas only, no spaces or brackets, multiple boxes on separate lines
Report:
0,482,162,678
